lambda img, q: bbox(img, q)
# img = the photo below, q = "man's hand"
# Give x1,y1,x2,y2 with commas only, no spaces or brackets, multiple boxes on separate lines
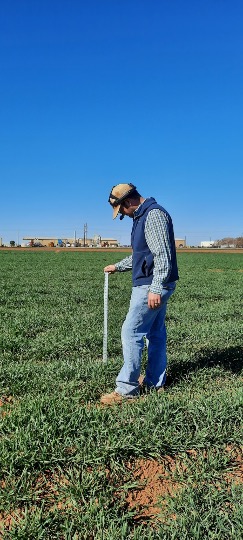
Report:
148,292,161,309
104,265,116,274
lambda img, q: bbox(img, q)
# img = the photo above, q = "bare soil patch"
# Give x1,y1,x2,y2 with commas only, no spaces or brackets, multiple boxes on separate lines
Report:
0,448,242,535
224,446,243,486
0,508,24,538
1,247,243,254
126,455,184,520
0,396,15,417
0,396,14,407
0,471,73,537
125,446,243,521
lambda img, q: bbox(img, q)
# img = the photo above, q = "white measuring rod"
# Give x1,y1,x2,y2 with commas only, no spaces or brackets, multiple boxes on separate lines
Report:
103,272,109,362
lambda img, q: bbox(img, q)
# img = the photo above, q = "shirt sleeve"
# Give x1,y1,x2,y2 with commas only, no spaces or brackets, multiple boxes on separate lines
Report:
115,254,133,272
144,209,173,294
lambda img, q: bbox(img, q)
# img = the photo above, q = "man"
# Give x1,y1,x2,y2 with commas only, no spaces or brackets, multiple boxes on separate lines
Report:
101,183,179,405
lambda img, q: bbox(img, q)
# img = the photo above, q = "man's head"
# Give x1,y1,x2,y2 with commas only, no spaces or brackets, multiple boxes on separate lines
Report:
108,183,143,219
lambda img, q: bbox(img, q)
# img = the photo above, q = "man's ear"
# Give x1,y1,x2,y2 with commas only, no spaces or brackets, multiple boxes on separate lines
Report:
123,199,131,208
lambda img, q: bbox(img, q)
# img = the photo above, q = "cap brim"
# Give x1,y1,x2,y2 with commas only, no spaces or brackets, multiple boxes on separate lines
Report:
113,205,120,219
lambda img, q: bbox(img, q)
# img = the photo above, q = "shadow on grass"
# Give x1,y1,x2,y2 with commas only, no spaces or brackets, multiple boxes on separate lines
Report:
166,345,243,387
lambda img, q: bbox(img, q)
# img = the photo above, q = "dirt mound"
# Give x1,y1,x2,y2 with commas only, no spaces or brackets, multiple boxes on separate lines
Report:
126,455,184,519
125,447,243,520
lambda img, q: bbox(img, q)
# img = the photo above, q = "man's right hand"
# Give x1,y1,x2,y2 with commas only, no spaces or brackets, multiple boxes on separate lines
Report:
104,265,116,274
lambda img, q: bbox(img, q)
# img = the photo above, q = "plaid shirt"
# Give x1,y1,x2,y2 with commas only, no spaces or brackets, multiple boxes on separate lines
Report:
115,208,175,294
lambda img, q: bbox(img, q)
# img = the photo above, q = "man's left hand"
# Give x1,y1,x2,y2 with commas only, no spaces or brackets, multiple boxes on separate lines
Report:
148,292,161,309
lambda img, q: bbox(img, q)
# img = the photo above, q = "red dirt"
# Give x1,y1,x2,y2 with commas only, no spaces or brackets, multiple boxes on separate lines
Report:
125,456,184,519
224,446,243,486
1,247,243,254
0,509,24,537
32,470,70,508
0,471,72,537
0,450,242,535
0,396,14,406
125,446,243,520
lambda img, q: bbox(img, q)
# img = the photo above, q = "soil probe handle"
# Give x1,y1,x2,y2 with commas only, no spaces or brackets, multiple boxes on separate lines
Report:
103,272,109,362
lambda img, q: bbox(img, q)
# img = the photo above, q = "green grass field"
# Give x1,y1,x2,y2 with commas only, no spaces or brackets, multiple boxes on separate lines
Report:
0,250,242,539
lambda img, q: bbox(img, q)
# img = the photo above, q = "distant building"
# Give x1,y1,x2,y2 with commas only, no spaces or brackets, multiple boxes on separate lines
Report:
175,238,186,248
22,235,188,249
219,244,236,249
22,236,120,247
23,237,82,247
100,238,119,247
200,241,215,248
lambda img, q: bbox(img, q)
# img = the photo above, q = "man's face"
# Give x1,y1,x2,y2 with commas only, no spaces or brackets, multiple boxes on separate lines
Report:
119,198,135,218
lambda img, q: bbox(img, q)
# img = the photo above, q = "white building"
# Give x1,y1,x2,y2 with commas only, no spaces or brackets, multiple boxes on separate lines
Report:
200,241,215,248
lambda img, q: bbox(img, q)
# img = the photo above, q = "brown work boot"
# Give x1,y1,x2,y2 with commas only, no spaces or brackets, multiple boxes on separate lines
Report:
100,391,137,405
156,386,165,394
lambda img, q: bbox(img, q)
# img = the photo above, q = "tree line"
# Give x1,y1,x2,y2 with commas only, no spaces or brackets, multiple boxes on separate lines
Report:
214,237,243,248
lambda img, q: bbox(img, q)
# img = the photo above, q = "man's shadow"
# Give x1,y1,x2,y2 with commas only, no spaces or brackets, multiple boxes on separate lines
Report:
166,345,242,387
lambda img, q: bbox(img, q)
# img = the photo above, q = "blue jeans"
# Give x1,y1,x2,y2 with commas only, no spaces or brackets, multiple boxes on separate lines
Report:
115,284,176,397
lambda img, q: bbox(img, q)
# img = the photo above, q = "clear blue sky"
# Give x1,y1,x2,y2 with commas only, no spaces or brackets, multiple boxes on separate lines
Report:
1,0,242,246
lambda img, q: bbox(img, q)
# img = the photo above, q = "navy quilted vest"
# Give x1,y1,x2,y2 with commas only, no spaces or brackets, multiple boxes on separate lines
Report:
131,198,179,286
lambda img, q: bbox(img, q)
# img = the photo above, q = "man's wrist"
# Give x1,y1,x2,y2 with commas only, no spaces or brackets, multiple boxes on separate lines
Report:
149,283,163,295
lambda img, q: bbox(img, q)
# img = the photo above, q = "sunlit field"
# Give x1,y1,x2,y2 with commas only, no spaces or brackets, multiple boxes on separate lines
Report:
0,250,242,539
